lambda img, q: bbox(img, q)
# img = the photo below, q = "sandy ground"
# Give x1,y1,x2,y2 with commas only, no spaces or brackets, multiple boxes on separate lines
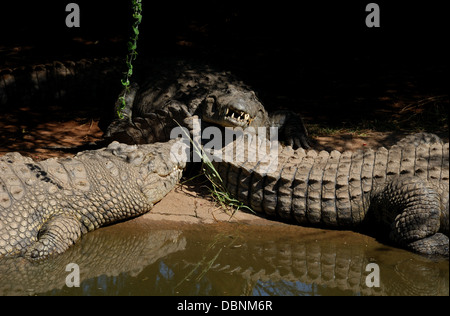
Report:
144,183,275,226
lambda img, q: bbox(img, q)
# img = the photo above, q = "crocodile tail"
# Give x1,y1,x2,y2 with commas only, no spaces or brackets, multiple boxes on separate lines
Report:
213,135,448,230
212,135,375,228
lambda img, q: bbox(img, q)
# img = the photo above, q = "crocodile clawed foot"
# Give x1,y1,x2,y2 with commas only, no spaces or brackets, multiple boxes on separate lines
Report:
25,215,83,260
406,233,449,258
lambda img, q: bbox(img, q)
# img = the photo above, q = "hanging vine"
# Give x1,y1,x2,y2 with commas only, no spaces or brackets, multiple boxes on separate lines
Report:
117,0,143,119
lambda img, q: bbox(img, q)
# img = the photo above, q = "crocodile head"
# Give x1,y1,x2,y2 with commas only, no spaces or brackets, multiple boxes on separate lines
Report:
106,140,186,205
200,84,267,128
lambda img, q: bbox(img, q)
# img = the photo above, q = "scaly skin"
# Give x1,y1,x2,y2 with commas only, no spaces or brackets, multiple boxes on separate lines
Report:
105,60,310,149
1,59,310,148
0,139,185,260
0,57,122,106
213,134,449,256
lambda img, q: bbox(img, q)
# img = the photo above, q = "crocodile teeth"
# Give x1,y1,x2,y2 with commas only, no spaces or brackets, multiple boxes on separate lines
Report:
224,109,251,124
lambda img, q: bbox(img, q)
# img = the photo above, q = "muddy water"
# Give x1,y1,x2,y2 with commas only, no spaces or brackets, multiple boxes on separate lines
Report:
0,220,448,296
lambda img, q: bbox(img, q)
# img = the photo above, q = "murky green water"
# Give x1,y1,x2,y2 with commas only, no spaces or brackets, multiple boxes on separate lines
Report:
0,221,448,296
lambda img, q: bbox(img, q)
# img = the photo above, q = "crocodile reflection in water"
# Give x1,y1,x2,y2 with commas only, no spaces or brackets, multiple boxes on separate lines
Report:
0,225,447,296
0,227,186,295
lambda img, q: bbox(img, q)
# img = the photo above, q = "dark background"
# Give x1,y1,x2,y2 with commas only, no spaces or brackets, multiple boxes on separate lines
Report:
1,1,447,60
0,0,448,134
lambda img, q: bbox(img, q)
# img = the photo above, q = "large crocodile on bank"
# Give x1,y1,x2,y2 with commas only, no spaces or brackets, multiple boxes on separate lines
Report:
211,133,449,257
0,139,185,259
1,132,448,259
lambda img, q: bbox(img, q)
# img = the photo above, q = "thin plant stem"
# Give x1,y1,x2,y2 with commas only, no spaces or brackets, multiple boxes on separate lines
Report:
117,0,143,120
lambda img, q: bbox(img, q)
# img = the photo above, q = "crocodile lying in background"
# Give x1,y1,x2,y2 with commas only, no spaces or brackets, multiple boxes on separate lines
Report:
0,58,310,149
104,60,310,149
212,133,449,257
0,139,185,260
0,57,123,107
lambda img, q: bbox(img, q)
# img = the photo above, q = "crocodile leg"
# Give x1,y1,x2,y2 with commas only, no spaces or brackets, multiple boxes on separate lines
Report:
407,234,449,257
373,177,448,256
268,110,311,149
26,215,83,260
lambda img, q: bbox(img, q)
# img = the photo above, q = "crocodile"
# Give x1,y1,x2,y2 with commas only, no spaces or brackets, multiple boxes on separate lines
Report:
104,60,310,149
1,58,310,148
0,139,185,260
211,133,449,257
0,57,123,107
